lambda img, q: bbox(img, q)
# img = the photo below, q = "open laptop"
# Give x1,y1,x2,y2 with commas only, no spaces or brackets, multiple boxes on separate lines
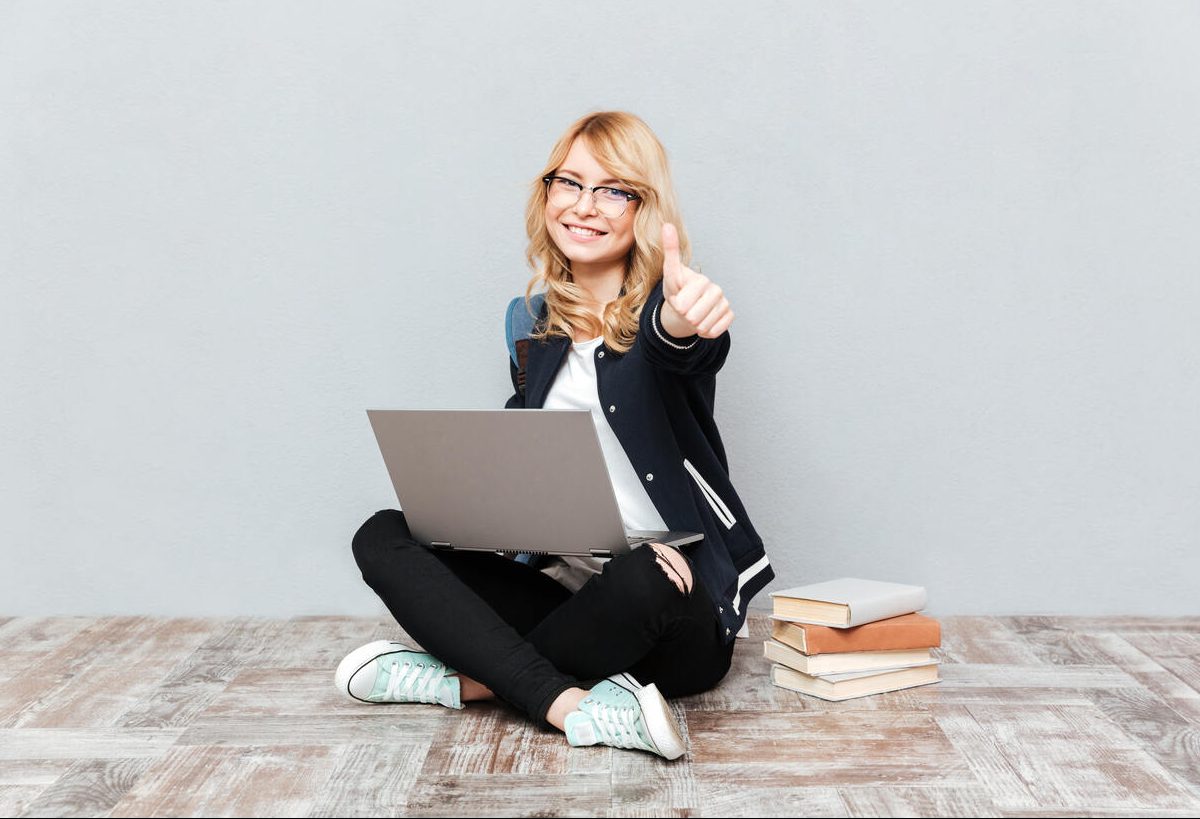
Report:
366,409,703,558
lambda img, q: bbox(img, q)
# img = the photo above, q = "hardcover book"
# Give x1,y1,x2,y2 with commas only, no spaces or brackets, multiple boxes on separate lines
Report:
763,639,933,675
769,612,941,655
770,577,928,627
770,661,941,701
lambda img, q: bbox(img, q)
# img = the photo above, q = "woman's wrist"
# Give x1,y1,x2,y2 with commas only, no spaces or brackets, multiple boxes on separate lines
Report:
658,299,698,341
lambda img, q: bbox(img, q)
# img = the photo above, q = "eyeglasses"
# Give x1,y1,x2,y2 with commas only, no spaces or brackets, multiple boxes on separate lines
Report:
543,174,641,218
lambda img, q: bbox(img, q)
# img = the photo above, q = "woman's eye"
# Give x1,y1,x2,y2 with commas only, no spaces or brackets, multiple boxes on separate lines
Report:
598,187,628,201
557,178,582,190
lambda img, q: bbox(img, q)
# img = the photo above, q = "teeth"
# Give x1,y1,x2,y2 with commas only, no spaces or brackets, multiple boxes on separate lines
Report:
567,225,603,236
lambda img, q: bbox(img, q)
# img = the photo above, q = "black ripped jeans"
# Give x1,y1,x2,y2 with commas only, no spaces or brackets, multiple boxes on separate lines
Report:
351,509,735,727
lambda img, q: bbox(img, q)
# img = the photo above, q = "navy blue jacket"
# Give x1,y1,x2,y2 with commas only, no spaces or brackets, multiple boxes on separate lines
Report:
504,280,774,642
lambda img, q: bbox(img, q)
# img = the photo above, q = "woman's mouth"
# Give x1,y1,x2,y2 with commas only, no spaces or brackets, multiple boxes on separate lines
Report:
562,223,607,242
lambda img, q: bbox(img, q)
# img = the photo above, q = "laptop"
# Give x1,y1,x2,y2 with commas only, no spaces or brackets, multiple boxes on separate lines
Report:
366,409,703,558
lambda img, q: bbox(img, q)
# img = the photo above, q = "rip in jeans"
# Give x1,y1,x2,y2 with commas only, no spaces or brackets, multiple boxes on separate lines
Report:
649,543,693,597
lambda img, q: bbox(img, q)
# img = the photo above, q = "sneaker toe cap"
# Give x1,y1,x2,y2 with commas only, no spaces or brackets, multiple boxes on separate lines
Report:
335,640,408,700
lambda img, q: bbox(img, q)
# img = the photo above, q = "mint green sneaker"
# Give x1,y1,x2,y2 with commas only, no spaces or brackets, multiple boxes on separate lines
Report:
334,640,464,709
563,673,686,760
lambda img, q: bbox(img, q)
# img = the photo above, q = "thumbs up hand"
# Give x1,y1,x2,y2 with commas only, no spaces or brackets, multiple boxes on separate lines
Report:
658,223,734,340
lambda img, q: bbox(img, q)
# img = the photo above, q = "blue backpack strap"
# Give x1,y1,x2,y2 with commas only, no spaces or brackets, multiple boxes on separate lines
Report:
505,292,545,366
506,293,548,569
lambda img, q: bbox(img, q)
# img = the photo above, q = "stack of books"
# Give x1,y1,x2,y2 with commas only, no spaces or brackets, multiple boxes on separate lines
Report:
765,577,942,701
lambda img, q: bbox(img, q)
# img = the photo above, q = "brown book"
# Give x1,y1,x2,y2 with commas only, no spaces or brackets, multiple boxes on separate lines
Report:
770,612,941,655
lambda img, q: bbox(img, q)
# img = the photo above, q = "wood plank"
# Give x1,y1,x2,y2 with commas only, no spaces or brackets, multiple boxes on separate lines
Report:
1085,686,1200,804
417,700,570,775
0,728,183,760
933,704,1064,808
0,652,35,707
1074,629,1200,803
16,658,212,731
937,616,1046,665
114,647,244,730
611,700,698,811
190,666,347,719
255,615,405,669
115,617,379,730
306,743,430,817
21,757,152,818
109,744,335,817
1007,616,1145,667
1069,632,1200,704
0,617,220,729
994,805,1200,817
685,710,975,786
175,663,463,748
402,773,611,816
176,711,452,747
839,785,1003,817
934,661,1135,690
609,808,695,818
0,759,75,786
0,619,95,724
947,701,1199,811
0,617,94,653
1015,616,1200,634
0,784,48,817
1129,633,1200,694
690,779,844,817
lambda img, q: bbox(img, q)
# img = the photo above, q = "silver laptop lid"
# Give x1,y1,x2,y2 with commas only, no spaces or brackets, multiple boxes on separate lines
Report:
366,409,700,557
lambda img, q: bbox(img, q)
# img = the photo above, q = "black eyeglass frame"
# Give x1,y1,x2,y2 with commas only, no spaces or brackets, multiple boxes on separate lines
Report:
542,174,642,214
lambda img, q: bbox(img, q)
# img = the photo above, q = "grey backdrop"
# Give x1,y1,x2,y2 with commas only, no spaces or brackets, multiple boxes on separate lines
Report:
3,2,1197,618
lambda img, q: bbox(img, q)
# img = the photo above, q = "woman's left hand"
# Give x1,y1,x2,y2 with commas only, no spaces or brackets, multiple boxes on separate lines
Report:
658,222,734,339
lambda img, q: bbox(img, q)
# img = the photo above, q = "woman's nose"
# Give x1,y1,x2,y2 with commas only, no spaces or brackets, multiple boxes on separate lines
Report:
572,189,599,217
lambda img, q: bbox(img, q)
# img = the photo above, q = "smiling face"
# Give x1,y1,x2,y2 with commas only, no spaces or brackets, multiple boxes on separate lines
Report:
544,137,638,275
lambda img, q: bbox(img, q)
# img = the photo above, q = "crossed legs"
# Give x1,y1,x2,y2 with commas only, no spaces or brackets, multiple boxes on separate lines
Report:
351,510,721,727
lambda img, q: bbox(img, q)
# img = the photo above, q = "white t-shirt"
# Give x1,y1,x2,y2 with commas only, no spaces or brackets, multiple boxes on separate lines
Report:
540,335,669,592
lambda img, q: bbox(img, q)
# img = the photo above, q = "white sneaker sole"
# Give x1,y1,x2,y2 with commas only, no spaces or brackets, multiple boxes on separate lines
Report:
631,680,687,761
334,640,411,701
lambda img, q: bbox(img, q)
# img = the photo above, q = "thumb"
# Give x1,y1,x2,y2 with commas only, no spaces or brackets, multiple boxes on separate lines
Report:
661,222,683,296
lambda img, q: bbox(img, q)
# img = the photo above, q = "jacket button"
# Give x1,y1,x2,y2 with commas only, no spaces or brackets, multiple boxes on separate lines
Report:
645,473,654,481
597,350,605,358
725,627,731,636
718,605,724,613
608,405,616,413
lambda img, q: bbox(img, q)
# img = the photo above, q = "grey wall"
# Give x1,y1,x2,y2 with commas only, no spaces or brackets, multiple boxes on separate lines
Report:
3,2,1197,617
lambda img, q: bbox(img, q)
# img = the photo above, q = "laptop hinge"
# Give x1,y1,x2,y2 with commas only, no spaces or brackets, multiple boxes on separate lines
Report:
589,548,614,558
430,541,452,550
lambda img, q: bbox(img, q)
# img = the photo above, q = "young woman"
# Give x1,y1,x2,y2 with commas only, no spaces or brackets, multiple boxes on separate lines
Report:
340,111,773,761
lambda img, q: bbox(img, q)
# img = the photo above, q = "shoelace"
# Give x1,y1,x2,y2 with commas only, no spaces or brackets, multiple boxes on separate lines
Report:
587,700,652,751
382,658,444,703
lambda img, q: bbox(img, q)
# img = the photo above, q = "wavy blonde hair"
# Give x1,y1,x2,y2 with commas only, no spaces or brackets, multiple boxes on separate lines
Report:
520,110,693,354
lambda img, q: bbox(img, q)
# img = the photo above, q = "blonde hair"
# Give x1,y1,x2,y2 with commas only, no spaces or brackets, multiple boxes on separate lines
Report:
520,110,693,354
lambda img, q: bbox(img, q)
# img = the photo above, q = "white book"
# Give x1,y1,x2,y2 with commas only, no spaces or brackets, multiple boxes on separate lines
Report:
763,639,934,676
771,661,941,701
769,577,927,628
809,659,940,682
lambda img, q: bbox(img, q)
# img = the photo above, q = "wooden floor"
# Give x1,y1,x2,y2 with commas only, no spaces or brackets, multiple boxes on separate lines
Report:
1,613,1198,818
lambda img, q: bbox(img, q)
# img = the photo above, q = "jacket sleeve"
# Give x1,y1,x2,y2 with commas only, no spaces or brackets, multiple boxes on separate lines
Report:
639,279,731,377
504,356,525,409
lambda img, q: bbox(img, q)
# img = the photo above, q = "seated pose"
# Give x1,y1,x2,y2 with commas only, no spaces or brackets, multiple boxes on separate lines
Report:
340,110,773,761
